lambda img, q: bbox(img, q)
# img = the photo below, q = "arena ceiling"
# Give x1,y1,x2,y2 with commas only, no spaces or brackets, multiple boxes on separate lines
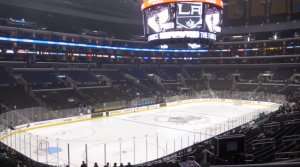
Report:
0,0,237,25
0,0,144,25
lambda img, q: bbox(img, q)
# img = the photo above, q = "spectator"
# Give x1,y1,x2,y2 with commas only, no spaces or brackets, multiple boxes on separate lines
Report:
258,132,265,139
94,162,99,167
81,161,87,167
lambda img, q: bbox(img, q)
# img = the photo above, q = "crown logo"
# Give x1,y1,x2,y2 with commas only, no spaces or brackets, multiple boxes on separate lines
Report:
186,19,195,28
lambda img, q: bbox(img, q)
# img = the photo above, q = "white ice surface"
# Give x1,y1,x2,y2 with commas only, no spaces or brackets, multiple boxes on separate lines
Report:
6,103,268,167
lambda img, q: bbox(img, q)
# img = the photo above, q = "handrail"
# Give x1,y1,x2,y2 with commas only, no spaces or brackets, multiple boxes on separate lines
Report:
210,162,300,167
252,138,275,146
245,154,254,162
284,119,300,125
204,149,228,163
282,134,300,142
275,151,300,161
264,122,280,129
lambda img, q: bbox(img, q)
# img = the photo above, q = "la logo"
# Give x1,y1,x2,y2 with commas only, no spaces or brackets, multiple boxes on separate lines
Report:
178,4,202,15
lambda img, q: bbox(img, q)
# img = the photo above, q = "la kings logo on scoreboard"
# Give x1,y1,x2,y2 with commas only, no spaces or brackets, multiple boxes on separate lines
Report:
177,2,203,29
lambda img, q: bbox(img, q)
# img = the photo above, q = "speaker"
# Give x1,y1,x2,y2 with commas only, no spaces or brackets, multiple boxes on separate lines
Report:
213,135,245,164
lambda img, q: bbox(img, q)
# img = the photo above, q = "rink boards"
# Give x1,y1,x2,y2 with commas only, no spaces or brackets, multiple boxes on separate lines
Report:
0,98,280,140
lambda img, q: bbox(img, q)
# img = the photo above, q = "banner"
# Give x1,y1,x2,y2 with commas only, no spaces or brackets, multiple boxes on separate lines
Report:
227,0,243,19
91,112,104,118
271,0,286,14
251,0,265,17
160,103,167,107
110,110,123,115
293,0,300,12
94,105,126,113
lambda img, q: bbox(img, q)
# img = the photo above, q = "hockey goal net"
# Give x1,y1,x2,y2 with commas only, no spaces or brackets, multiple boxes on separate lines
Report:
233,99,242,106
38,140,50,154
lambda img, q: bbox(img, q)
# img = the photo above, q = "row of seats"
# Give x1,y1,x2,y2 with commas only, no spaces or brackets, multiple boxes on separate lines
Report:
81,87,131,102
15,70,102,87
100,71,128,81
0,87,40,109
35,89,90,110
15,70,62,86
7,67,300,89
1,66,300,111
121,68,149,80
185,80,207,91
143,69,169,80
185,67,299,84
64,71,99,83
0,67,15,86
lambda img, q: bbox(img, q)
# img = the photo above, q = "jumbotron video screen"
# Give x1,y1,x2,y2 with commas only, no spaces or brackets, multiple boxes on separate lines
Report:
141,0,223,42
144,3,176,34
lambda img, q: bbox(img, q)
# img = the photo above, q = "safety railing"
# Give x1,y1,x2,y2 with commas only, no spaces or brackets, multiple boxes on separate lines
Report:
264,122,280,129
251,138,275,146
284,119,300,125
282,134,300,142
275,151,300,161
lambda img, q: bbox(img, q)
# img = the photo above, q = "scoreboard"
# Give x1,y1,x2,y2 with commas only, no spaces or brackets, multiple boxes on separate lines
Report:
141,0,223,42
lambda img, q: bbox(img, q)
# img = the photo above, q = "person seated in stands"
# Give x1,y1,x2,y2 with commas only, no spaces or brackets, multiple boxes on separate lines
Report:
125,162,132,167
258,132,265,139
0,145,7,154
34,115,38,122
44,113,48,120
113,163,117,167
278,105,283,111
244,123,251,132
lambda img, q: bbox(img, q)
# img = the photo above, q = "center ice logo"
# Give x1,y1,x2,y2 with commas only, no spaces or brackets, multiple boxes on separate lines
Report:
154,113,210,125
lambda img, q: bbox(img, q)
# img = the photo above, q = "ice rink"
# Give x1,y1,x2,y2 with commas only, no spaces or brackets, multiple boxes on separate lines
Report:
3,102,273,167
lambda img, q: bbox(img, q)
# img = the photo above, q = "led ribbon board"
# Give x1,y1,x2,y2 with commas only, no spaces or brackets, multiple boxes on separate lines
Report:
0,37,209,53
141,0,224,11
148,31,216,41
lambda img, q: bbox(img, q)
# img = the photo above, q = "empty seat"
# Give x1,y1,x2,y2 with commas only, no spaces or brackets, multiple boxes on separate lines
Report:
35,89,89,110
